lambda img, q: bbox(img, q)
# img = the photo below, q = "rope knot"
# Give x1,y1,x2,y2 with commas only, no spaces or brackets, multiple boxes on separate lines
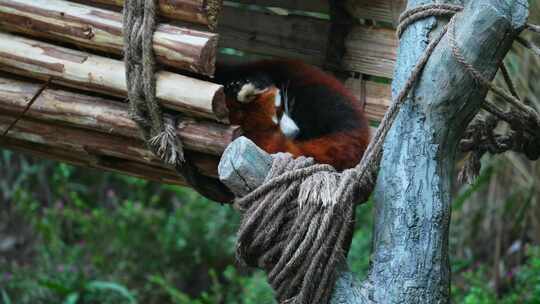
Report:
235,154,359,304
297,171,340,209
123,0,232,202
148,121,185,165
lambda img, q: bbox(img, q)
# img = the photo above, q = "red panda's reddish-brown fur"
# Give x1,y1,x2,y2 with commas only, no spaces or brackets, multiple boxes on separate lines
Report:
218,60,371,171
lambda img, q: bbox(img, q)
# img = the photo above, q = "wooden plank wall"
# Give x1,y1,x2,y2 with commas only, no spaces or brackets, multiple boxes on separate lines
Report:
216,0,405,124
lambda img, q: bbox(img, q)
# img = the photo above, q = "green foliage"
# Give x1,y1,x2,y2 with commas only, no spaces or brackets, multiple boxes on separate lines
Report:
0,151,278,303
1,290,12,304
451,246,540,304
347,202,373,279
2,143,540,304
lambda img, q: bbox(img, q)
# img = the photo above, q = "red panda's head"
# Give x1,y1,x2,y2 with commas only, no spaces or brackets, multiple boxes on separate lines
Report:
226,83,299,139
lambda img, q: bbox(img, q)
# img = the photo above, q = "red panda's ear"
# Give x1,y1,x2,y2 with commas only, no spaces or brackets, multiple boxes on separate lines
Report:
236,83,269,103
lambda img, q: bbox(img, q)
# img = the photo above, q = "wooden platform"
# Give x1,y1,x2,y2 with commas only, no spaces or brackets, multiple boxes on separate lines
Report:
0,0,403,188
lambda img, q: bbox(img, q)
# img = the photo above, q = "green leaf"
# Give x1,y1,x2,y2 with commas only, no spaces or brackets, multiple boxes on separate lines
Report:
1,289,12,304
63,293,80,304
147,275,194,304
85,281,136,304
38,279,72,296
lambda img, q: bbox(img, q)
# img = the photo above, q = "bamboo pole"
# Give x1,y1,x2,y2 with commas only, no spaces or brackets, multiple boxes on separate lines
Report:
0,32,228,122
0,114,220,178
0,0,218,75
0,76,240,156
0,136,188,185
81,0,217,26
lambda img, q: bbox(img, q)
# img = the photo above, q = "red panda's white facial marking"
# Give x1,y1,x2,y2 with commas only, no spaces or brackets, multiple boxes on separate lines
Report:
237,83,267,103
275,89,300,139
234,83,300,138
280,112,300,139
274,90,282,107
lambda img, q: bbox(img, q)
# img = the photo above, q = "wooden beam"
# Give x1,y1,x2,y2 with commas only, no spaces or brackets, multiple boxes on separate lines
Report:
218,7,398,77
0,32,228,122
0,0,218,75
0,136,188,185
80,0,216,26
226,0,329,13
343,26,397,78
344,78,391,123
345,0,406,25
218,6,330,66
0,114,220,178
0,76,240,156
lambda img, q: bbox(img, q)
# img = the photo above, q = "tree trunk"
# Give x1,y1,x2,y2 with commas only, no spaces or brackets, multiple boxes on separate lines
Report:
365,0,527,302
218,0,528,303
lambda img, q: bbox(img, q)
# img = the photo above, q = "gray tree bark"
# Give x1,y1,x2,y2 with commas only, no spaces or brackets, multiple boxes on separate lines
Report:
218,0,528,303
367,0,527,302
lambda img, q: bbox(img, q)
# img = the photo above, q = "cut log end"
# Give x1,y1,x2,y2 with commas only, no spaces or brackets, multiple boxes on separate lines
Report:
201,33,219,76
212,86,229,123
218,136,272,197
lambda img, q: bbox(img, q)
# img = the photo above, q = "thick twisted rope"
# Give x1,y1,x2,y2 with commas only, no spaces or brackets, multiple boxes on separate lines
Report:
123,0,232,202
234,5,462,304
396,3,462,37
449,18,540,124
123,0,184,165
452,16,540,181
205,0,222,31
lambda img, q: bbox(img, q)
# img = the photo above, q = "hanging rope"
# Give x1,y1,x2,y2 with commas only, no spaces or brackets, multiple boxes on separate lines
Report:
123,0,181,165
396,3,462,38
455,17,540,182
205,0,222,31
234,4,466,304
123,0,232,202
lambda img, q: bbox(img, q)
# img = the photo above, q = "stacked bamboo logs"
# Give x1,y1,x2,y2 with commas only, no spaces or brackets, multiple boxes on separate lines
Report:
0,0,235,186
83,0,221,26
0,0,404,188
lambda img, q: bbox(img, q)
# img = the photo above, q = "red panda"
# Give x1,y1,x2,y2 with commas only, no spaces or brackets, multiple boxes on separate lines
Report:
216,60,371,171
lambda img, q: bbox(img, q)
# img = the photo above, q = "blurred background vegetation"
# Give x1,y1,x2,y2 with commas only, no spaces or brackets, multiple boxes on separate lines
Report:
2,2,540,304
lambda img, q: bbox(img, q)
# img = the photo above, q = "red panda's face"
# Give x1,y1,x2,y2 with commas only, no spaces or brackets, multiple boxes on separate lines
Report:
226,85,280,132
226,84,300,139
